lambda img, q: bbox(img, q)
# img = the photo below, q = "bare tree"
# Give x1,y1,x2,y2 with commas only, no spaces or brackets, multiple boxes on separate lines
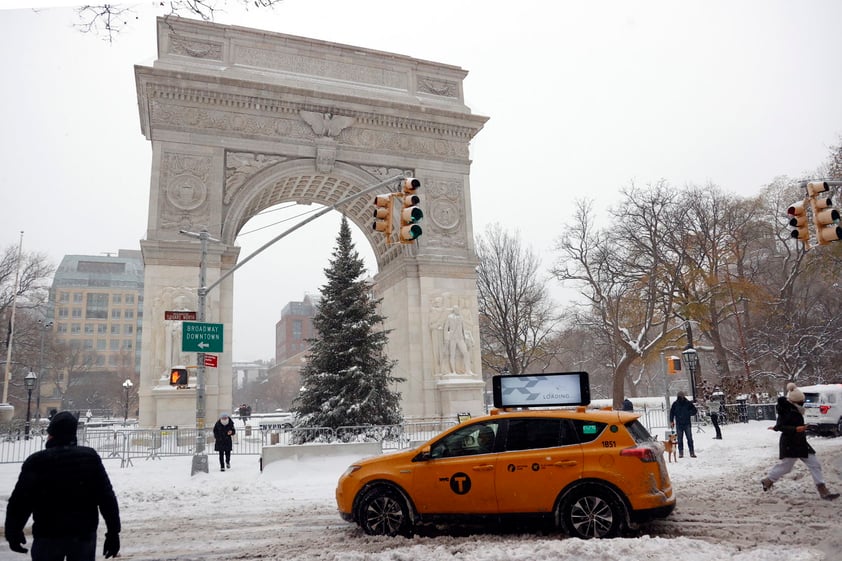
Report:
75,1,283,43
476,223,559,377
553,183,683,408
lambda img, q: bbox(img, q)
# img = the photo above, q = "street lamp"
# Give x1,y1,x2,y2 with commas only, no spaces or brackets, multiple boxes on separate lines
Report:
24,371,37,439
122,379,133,425
681,346,699,401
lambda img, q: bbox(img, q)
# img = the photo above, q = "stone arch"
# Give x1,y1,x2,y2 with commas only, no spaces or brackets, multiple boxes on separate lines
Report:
221,159,399,268
134,18,488,427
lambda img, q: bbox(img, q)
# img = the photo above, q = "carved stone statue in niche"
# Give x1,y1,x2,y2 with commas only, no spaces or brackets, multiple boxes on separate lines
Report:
150,287,196,381
444,305,473,375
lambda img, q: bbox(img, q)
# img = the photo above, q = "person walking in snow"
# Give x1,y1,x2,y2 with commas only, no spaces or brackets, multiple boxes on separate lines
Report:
4,411,121,559
213,413,236,471
761,383,839,500
669,391,698,458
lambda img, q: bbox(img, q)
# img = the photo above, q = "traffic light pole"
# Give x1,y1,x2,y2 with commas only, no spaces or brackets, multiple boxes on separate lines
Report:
178,173,404,476
178,229,219,475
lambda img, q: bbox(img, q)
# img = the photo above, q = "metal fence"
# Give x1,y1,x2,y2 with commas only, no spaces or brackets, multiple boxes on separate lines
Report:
3,405,778,466
0,417,459,467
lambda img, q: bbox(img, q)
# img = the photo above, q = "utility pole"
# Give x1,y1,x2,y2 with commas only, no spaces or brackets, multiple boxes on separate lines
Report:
179,173,405,476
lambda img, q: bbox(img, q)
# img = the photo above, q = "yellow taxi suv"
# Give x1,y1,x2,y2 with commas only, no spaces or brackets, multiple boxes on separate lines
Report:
336,372,675,539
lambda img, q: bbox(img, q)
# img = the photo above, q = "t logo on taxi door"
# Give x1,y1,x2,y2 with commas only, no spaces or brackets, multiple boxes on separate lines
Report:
449,472,471,495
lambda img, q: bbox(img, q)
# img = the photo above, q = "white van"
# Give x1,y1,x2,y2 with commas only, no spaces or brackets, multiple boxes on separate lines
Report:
802,384,842,436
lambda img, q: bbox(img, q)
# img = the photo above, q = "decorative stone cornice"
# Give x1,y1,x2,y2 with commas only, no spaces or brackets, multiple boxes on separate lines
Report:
142,82,483,141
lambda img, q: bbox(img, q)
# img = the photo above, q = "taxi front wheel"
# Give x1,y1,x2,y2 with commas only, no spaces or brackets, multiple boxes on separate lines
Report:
557,486,624,539
356,485,412,537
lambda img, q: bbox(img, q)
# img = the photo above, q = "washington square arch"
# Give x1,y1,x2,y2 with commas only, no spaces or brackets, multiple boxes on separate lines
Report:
134,18,489,428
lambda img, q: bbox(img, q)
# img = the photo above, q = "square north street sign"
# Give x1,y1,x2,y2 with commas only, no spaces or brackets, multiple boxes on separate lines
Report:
181,322,224,353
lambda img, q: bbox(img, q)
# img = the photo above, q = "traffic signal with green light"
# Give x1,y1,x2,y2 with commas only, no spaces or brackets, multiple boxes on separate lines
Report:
807,182,842,245
398,177,422,243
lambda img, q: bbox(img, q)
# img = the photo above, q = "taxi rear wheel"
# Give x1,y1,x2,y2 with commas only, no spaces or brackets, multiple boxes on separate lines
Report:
557,486,624,539
356,485,411,537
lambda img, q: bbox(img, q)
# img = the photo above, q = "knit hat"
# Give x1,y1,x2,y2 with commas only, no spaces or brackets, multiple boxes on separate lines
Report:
677,391,686,399
788,387,805,404
47,411,78,445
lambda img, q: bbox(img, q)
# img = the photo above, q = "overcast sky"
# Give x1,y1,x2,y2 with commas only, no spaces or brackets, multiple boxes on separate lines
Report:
2,1,841,362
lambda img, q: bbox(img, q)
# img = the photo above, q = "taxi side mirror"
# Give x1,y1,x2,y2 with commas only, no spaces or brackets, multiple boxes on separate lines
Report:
412,446,432,462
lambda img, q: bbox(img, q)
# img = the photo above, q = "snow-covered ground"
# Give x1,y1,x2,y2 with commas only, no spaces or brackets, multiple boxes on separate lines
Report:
1,419,841,560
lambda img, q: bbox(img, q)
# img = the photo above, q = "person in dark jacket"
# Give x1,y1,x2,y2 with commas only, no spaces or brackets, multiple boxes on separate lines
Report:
4,411,121,560
622,398,634,412
669,391,698,458
761,384,839,500
213,412,236,471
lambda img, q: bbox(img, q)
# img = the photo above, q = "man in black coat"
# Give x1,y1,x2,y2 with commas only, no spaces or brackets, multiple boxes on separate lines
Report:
761,384,839,500
5,411,121,559
669,391,698,458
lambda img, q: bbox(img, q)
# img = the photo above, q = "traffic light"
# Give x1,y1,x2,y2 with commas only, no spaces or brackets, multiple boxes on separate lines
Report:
170,367,188,386
666,356,681,375
807,182,842,245
398,177,422,243
372,194,393,239
786,200,810,243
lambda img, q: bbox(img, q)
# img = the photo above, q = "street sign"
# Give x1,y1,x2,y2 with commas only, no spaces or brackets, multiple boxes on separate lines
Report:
181,322,224,353
203,354,218,368
165,310,197,321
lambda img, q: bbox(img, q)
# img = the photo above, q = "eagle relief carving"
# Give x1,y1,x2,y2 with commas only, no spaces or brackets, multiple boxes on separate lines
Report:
300,111,355,138
300,111,355,172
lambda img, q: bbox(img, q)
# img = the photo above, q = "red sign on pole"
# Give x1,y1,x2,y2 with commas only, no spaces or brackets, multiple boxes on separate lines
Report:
165,311,197,321
203,354,218,368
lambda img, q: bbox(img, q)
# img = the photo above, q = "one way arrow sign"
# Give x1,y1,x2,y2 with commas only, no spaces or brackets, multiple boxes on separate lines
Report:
181,322,224,353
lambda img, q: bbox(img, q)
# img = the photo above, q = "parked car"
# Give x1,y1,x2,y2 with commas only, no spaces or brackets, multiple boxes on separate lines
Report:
802,384,842,436
335,407,675,539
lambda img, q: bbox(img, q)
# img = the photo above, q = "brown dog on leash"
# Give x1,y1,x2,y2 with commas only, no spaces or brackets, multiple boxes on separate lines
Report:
663,433,678,463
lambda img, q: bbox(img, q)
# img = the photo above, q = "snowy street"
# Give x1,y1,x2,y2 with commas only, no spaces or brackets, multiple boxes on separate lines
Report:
1,420,841,560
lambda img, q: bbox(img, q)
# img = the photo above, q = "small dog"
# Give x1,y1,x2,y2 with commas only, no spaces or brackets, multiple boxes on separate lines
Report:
663,433,678,463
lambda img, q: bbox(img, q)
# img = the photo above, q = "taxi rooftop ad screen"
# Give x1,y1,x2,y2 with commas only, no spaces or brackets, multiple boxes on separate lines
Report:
492,372,591,408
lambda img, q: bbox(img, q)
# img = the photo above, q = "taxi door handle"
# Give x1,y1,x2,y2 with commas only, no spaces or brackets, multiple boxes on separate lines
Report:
553,460,578,468
472,465,495,471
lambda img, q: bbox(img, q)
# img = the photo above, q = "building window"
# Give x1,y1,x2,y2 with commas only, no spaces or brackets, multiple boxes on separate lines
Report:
86,293,109,319
110,340,120,351
83,339,93,350
125,294,135,304
59,292,69,303
124,309,134,319
112,294,122,304
96,355,106,366
124,340,133,350
97,340,106,351
71,309,82,319
70,324,81,334
124,325,133,335
84,324,94,334
73,293,83,303
111,309,121,320
58,308,69,319
293,320,303,339
97,324,107,334
57,323,68,334
111,325,120,335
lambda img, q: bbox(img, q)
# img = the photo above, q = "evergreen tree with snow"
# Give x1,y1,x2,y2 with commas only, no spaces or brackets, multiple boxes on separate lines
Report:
291,216,403,434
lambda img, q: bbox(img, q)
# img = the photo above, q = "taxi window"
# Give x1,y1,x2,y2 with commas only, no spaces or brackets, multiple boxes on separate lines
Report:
570,419,607,443
430,422,499,458
504,418,569,451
